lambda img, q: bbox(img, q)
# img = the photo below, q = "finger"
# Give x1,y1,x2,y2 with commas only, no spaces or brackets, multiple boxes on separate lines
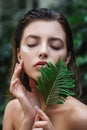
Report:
35,106,49,121
14,63,19,71
35,114,40,122
14,60,23,76
10,78,19,92
32,128,43,130
33,121,48,128
12,60,23,80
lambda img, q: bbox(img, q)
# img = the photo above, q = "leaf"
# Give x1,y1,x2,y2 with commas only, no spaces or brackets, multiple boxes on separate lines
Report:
37,59,76,105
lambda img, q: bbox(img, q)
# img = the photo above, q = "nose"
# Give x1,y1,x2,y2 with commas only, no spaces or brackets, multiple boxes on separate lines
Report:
39,53,48,59
38,44,48,59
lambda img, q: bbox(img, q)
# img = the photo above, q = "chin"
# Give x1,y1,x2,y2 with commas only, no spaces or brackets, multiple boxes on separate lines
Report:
30,72,41,82
26,68,41,79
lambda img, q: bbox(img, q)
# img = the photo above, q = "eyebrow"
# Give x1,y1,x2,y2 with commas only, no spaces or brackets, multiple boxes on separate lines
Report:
49,37,64,43
25,35,64,44
48,38,64,47
25,35,40,40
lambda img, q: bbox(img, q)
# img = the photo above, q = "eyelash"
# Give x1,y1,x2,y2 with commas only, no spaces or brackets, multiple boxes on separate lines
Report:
27,43,61,50
27,44,37,47
50,45,61,50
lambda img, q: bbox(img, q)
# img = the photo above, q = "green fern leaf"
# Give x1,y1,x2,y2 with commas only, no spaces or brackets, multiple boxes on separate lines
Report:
37,59,76,104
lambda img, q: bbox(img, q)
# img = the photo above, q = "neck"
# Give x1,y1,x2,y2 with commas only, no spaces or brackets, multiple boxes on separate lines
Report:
29,78,46,109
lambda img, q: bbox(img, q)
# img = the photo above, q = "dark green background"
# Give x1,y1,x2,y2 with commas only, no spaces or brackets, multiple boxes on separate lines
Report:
0,0,87,129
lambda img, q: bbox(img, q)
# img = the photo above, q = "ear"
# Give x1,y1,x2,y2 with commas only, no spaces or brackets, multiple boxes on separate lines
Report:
17,48,21,63
65,53,71,65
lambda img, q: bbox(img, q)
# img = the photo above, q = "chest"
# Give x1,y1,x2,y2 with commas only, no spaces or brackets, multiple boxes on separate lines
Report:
13,106,70,130
13,111,69,130
45,108,70,130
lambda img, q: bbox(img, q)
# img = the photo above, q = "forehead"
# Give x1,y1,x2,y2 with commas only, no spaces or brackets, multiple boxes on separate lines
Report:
22,20,66,41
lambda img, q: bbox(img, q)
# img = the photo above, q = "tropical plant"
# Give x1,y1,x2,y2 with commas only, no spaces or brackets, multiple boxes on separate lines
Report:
37,59,76,105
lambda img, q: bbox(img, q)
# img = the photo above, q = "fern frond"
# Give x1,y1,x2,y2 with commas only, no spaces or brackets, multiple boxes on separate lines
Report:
37,59,76,104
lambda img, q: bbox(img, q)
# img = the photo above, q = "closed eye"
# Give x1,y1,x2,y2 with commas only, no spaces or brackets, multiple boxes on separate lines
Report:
27,43,37,47
50,45,61,50
49,38,63,51
51,46,61,50
50,41,62,50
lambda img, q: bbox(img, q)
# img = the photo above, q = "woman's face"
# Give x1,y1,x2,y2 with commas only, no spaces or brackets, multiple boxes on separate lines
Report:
18,20,70,81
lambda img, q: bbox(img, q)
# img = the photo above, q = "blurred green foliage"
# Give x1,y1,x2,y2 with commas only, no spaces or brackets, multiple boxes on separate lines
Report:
0,8,26,129
0,0,87,129
53,0,87,102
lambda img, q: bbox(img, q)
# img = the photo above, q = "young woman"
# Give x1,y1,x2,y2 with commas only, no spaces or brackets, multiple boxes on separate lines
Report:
3,8,87,130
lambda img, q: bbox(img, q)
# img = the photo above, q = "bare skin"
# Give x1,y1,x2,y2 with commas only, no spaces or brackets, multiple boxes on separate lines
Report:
3,61,87,130
3,21,87,130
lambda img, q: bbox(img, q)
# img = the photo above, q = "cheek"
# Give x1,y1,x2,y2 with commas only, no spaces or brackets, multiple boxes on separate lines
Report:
22,55,32,77
21,53,30,62
51,49,68,64
20,46,32,61
20,46,36,62
20,50,31,71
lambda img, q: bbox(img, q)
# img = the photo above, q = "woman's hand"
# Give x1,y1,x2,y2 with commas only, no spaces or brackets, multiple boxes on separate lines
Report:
10,60,27,98
32,106,55,130
9,60,35,118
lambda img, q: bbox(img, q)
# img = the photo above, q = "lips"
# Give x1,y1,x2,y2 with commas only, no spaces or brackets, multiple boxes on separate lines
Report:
34,61,48,68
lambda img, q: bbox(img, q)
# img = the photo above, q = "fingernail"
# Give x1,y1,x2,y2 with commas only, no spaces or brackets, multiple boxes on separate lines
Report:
35,106,40,110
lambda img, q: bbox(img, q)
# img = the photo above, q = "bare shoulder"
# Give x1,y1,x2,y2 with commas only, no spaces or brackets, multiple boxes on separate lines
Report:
46,96,87,130
4,98,21,115
66,96,87,130
3,99,22,130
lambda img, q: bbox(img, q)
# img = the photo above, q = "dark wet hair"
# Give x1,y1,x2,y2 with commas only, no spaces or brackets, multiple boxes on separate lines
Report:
11,8,81,96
